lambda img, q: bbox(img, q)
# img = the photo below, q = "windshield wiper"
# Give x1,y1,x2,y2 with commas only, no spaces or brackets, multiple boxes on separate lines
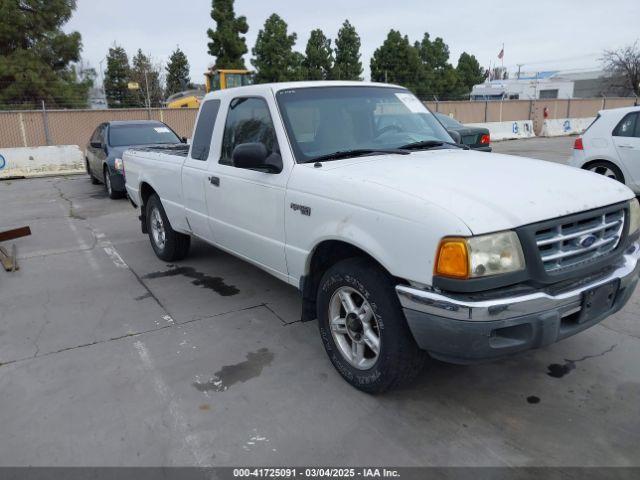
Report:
304,148,409,164
399,140,469,151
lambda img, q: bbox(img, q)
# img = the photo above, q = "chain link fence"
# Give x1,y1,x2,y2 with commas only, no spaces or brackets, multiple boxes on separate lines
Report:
0,105,198,149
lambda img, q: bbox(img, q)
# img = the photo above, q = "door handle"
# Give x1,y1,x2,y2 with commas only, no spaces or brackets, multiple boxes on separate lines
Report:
619,145,634,149
208,176,220,187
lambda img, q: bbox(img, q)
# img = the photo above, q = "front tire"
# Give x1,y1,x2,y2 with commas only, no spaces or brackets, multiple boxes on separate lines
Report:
104,166,122,199
317,258,427,393
145,194,191,262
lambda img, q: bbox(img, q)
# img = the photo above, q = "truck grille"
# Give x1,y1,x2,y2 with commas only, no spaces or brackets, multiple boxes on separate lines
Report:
535,208,625,273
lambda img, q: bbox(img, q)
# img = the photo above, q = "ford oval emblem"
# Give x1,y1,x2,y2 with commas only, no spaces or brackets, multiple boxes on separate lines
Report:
579,234,597,248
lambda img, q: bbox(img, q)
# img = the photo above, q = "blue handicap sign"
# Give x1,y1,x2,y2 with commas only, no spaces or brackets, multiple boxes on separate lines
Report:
512,122,519,134
563,120,571,132
0,154,5,171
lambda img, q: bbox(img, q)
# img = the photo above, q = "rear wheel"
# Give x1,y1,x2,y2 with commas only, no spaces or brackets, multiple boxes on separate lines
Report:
317,257,427,393
584,161,625,184
146,194,191,262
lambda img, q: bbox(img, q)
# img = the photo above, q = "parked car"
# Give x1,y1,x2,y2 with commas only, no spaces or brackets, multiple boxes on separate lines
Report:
86,120,184,199
569,106,640,193
434,112,491,151
124,82,640,393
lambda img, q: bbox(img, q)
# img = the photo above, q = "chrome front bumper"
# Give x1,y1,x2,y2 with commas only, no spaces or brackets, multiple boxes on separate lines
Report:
397,242,640,322
396,243,640,363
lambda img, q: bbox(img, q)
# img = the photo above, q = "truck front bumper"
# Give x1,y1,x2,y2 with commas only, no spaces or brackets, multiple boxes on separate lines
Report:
396,242,640,364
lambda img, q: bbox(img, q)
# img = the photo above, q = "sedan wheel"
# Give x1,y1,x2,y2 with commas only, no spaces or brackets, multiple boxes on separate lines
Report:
586,162,624,183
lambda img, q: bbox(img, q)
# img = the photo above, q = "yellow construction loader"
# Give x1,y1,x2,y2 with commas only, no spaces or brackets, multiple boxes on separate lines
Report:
166,68,253,109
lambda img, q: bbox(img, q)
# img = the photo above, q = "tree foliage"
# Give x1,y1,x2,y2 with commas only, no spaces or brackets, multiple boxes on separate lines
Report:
207,0,249,69
130,49,164,107
602,42,640,97
165,47,191,97
334,20,363,80
251,14,300,83
0,0,91,109
371,30,421,92
303,29,333,80
104,45,133,108
456,52,485,94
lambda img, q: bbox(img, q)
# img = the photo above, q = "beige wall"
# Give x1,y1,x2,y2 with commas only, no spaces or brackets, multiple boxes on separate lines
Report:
426,97,637,134
0,97,637,149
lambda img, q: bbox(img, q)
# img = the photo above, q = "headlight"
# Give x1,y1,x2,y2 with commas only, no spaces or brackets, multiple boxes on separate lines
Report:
629,198,640,235
114,158,124,172
435,231,526,279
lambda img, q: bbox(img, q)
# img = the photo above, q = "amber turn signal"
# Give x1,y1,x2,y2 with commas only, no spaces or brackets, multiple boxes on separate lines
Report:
435,238,469,279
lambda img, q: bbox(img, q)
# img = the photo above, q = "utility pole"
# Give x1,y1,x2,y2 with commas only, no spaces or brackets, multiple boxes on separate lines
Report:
517,64,524,79
144,69,151,119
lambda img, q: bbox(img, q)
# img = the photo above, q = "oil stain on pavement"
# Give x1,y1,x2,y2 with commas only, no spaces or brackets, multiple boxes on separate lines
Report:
193,348,274,393
143,265,239,296
547,344,617,378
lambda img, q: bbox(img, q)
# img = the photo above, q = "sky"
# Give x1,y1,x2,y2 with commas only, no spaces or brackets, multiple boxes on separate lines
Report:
64,0,640,87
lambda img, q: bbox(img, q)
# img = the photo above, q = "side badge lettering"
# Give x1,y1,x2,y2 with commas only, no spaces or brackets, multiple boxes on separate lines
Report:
290,203,311,217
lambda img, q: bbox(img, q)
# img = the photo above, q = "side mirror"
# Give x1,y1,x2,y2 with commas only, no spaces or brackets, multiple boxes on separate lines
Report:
232,143,277,172
447,130,462,144
90,141,103,149
181,136,188,144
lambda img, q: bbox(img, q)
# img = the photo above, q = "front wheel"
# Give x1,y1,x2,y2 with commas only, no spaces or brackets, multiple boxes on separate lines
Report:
317,258,427,393
104,167,122,199
145,194,191,262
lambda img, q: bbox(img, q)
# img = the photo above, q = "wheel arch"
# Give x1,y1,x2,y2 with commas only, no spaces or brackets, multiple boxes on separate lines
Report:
300,238,407,322
582,159,626,183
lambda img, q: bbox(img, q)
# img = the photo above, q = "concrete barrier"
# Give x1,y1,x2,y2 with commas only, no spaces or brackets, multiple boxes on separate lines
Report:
540,117,595,137
0,145,84,179
466,120,536,141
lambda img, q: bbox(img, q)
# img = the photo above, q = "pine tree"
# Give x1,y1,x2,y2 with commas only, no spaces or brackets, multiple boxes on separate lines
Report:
207,0,249,69
0,0,91,109
414,33,461,100
165,47,191,97
303,29,333,80
130,50,164,107
456,52,485,95
370,30,422,92
104,45,133,108
251,14,299,83
333,20,362,80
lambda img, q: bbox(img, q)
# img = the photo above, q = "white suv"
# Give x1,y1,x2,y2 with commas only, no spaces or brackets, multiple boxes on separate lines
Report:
570,106,640,193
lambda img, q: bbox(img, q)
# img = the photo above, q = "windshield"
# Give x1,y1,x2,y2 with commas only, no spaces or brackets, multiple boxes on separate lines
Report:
276,86,453,163
108,124,181,147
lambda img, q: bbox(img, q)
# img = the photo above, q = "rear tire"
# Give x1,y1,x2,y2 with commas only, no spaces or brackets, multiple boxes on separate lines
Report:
146,193,191,262
584,161,625,184
317,257,427,393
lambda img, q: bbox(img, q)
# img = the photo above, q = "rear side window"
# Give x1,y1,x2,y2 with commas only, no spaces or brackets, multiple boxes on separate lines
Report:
613,113,638,138
191,100,221,161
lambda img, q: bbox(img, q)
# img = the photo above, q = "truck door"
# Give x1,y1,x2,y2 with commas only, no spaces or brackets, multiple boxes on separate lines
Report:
612,112,640,189
206,96,288,278
181,99,221,242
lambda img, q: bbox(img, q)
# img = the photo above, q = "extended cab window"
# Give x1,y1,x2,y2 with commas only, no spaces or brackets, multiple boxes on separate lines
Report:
613,113,639,137
220,97,281,167
191,100,221,160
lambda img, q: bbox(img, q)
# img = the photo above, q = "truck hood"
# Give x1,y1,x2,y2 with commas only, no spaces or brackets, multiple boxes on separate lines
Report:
315,149,634,234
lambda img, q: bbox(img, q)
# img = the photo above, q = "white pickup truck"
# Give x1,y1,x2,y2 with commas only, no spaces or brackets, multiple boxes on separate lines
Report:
124,81,640,393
